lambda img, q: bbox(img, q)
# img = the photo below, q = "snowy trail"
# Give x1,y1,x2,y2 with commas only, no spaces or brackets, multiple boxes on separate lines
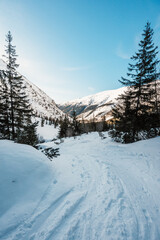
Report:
1,134,160,240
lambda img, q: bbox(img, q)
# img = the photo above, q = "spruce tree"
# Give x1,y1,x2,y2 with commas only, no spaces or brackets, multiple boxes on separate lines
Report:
16,121,38,146
112,22,160,142
58,115,69,138
72,110,80,136
110,89,136,142
3,31,35,142
0,68,10,138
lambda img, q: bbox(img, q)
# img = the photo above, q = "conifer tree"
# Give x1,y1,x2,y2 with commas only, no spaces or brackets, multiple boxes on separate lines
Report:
0,66,10,138
111,22,160,142
58,115,69,138
3,31,35,141
16,121,38,146
110,89,136,142
72,110,80,136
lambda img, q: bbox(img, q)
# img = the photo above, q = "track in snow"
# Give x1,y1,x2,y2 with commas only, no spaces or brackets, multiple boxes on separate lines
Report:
1,133,160,240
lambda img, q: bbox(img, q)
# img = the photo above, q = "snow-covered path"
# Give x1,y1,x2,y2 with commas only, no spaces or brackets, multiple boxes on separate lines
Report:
0,134,160,240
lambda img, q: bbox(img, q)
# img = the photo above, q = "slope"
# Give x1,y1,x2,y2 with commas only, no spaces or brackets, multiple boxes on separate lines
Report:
58,87,127,122
0,59,65,120
0,133,160,240
59,80,160,122
0,140,54,239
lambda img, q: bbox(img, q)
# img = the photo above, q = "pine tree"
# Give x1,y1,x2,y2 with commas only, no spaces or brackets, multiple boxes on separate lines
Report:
112,22,160,142
102,115,109,131
41,118,45,127
0,69,10,138
58,115,69,138
16,122,38,146
110,89,136,143
3,31,37,143
71,110,81,136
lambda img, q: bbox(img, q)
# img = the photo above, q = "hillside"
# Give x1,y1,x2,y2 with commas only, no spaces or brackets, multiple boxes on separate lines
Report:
0,59,65,120
58,87,127,122
0,133,160,240
59,81,160,122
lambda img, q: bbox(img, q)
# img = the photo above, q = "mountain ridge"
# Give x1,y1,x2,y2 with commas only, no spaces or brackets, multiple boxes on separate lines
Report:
58,86,127,122
0,59,65,120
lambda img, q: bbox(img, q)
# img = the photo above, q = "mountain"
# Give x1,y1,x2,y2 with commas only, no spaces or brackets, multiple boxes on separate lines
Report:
58,87,127,122
0,59,65,120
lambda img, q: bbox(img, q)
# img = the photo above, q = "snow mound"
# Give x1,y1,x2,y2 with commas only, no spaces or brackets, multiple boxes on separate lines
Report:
0,140,54,239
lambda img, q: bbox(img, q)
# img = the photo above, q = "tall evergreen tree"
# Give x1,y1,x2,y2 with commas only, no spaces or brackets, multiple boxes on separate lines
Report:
0,75,6,137
111,22,160,142
3,31,34,140
0,64,10,138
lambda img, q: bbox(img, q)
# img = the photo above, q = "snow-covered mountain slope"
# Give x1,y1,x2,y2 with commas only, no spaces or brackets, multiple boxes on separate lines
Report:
0,59,65,120
1,134,160,240
59,87,127,122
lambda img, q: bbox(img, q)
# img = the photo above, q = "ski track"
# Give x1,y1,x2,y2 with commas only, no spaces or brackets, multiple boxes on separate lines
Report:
2,135,160,240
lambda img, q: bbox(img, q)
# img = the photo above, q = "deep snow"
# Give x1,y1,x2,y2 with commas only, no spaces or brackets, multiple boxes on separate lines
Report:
0,133,160,240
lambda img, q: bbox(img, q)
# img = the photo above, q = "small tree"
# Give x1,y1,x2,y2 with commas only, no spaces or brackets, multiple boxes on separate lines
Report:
16,122,39,146
58,115,69,138
41,118,45,127
71,110,81,136
102,115,109,131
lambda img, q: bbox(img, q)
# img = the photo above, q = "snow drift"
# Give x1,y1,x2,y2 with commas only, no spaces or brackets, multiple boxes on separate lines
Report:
0,140,54,239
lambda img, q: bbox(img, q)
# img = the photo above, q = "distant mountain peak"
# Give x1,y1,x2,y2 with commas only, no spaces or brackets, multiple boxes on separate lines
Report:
58,86,127,122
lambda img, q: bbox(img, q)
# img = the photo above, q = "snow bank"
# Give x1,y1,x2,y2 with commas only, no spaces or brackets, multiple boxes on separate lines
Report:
0,140,54,239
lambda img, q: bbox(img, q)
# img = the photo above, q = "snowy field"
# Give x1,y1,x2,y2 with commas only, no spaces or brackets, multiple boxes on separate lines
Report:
0,132,160,240
37,123,59,142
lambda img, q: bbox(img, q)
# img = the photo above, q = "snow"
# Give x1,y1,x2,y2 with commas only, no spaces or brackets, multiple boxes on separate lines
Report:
0,134,160,239
59,81,160,122
61,87,126,107
59,87,127,121
0,59,65,120
0,140,54,239
36,122,59,142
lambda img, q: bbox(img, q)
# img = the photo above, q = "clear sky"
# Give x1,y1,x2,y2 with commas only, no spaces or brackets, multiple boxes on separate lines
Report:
0,0,160,103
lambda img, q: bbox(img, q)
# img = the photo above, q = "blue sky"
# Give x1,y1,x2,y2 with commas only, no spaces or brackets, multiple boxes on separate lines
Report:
0,0,160,103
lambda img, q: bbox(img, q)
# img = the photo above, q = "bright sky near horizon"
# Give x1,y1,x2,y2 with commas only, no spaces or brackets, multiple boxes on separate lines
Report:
0,0,160,103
